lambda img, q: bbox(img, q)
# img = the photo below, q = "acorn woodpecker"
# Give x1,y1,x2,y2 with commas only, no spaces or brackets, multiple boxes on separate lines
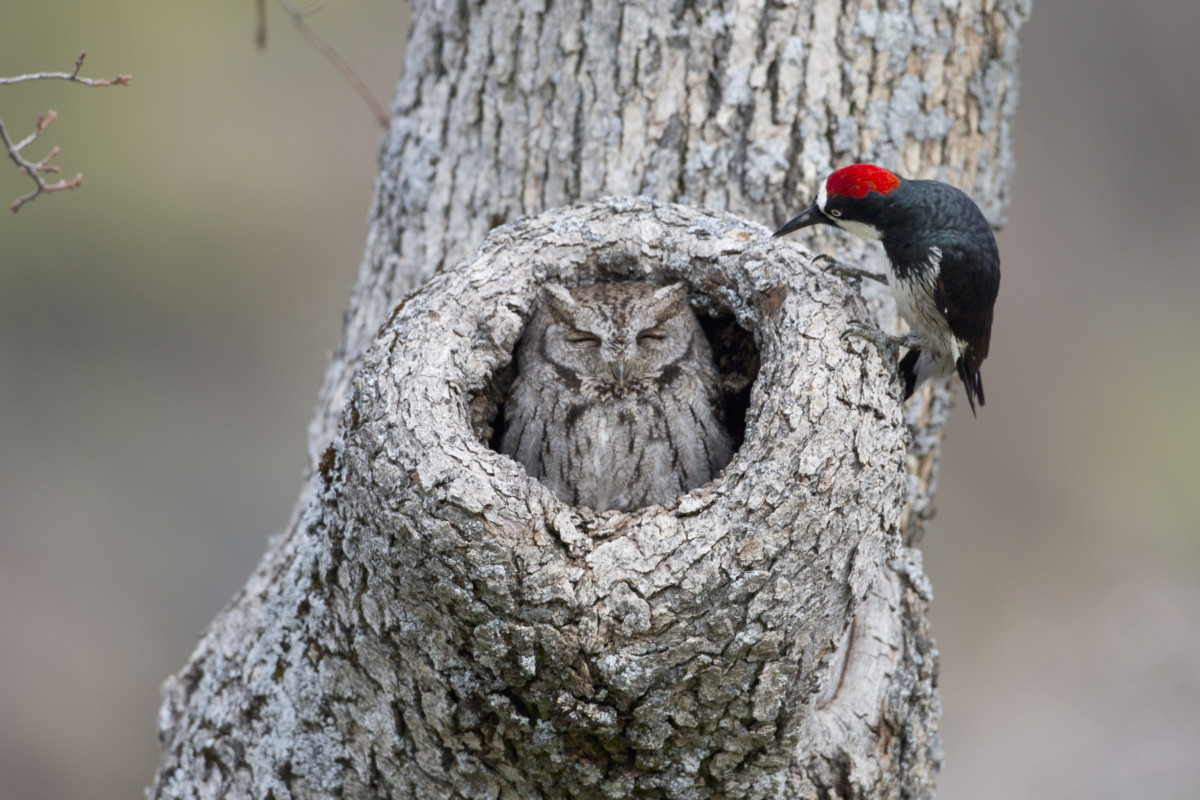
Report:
773,164,1000,415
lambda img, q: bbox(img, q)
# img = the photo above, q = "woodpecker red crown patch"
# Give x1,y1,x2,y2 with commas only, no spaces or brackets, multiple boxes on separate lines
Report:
826,164,901,199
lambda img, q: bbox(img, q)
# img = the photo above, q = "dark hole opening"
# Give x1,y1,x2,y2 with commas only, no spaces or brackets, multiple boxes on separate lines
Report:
695,312,759,450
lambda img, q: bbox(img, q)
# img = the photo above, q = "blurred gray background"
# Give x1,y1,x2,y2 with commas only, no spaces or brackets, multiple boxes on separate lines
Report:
1,2,1196,798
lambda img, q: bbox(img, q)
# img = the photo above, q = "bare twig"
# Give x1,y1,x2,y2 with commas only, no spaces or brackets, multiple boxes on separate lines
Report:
0,115,83,212
1,51,130,213
264,0,389,128
0,50,132,87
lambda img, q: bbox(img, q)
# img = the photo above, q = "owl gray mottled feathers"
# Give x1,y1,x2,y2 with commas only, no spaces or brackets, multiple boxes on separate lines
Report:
500,281,733,512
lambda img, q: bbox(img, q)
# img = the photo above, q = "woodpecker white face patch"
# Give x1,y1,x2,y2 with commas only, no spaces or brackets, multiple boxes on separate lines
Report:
836,218,883,240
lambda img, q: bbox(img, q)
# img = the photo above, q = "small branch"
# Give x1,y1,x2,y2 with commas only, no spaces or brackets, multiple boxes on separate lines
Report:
272,0,390,128
1,51,129,213
0,115,83,212
0,50,132,87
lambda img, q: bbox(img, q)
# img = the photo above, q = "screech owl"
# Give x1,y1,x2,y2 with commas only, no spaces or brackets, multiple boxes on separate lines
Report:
500,281,733,512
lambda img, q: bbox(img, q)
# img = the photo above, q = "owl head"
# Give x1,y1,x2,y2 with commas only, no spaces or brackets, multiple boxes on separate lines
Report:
539,281,698,391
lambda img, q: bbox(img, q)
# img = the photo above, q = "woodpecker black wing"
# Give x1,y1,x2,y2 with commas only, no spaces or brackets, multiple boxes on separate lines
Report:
932,229,1000,414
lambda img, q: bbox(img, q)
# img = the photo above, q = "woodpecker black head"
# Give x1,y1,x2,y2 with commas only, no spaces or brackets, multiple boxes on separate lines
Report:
772,164,902,241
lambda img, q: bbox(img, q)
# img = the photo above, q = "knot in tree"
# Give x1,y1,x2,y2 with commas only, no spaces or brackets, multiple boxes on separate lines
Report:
153,199,940,799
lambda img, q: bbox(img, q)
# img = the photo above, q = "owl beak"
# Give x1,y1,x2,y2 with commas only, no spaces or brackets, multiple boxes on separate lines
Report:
615,360,628,387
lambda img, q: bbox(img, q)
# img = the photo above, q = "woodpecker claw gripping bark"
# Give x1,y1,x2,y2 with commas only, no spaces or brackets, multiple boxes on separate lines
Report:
774,163,1000,416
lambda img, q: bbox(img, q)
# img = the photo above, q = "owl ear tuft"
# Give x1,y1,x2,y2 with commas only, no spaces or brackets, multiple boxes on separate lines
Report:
651,283,688,317
542,283,577,320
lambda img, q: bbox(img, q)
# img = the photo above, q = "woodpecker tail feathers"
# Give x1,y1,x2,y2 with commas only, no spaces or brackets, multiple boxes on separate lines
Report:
898,349,985,416
899,350,921,401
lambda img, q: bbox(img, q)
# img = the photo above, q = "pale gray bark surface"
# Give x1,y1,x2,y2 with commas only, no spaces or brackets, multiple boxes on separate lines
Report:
151,1,1029,797
153,200,930,798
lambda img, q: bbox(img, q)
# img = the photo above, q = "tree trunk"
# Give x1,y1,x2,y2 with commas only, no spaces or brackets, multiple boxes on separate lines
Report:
150,1,1028,797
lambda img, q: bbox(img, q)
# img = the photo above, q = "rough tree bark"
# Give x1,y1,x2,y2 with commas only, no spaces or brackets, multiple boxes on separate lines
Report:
150,1,1029,797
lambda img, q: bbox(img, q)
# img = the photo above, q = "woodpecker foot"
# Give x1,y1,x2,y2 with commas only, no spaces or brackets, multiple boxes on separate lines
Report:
841,321,923,362
813,254,887,285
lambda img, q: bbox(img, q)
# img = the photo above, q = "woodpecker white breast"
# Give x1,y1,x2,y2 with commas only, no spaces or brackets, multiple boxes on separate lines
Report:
773,163,1000,415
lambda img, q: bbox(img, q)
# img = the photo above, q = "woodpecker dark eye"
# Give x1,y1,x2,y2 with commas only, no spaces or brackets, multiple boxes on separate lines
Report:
637,327,667,343
828,209,843,218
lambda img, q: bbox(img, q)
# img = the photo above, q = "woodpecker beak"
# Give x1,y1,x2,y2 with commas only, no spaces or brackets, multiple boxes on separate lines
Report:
772,203,825,238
